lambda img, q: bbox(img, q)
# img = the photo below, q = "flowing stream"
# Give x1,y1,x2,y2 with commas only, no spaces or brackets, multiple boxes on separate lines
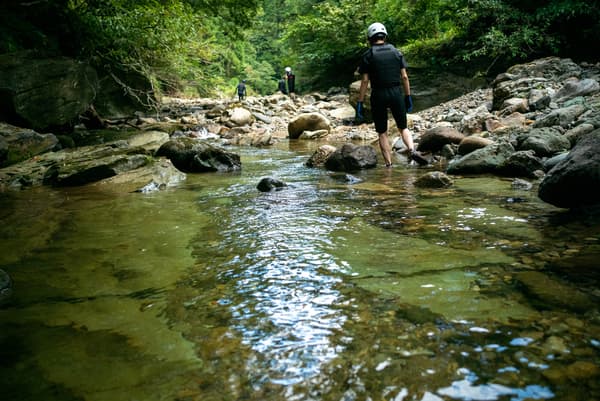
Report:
1,140,599,401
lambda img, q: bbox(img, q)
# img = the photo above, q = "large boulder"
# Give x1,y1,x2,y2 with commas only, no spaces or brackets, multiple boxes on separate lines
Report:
414,171,453,188
348,80,372,122
0,52,98,132
447,140,515,175
256,177,287,192
500,150,545,178
327,104,356,120
229,107,254,127
324,143,377,172
515,127,572,157
457,135,494,156
156,138,241,173
43,149,150,186
417,126,465,153
502,57,582,81
306,145,337,168
532,104,588,129
126,130,170,153
232,130,273,147
492,76,549,111
93,67,156,119
459,104,494,134
0,133,176,190
538,129,600,208
554,78,600,102
97,157,186,193
0,122,58,167
288,112,331,139
491,57,582,110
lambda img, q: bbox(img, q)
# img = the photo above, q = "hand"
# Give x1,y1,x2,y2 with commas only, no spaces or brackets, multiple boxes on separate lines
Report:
405,95,413,112
356,101,364,123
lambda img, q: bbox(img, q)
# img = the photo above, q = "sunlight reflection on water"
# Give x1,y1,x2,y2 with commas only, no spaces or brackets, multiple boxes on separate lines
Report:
438,368,554,401
217,179,348,385
2,144,599,401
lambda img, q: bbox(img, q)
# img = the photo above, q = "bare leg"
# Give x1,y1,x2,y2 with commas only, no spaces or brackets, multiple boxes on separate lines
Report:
400,127,415,151
401,127,428,165
379,132,393,166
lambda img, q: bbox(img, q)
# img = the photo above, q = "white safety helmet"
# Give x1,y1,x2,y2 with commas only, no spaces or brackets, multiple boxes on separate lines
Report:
367,22,388,39
285,66,292,73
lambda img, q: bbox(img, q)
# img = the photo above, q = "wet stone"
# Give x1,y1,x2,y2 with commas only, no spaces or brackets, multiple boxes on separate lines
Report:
565,360,600,381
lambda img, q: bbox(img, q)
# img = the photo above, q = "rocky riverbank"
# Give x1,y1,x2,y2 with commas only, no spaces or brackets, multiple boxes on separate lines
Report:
1,57,600,209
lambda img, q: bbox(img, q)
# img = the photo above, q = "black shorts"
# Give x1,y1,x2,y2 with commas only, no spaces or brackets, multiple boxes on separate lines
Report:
370,86,407,134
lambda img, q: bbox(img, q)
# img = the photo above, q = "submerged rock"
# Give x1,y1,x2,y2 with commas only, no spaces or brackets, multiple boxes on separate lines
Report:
414,171,453,188
515,271,596,312
257,177,287,192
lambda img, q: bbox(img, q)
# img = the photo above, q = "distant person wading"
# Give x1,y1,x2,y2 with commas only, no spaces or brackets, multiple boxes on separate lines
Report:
285,66,296,98
236,79,247,101
278,76,288,94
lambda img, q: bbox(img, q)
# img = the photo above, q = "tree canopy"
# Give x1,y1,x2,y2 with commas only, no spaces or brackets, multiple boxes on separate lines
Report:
1,0,598,98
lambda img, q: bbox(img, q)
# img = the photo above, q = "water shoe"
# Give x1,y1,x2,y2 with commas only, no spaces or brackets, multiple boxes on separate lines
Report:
410,150,428,166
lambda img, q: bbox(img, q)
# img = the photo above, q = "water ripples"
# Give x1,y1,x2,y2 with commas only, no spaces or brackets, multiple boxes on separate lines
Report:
189,148,600,399
215,177,348,385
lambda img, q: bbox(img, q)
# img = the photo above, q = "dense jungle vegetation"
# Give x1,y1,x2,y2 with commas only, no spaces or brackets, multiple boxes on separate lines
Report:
1,0,598,98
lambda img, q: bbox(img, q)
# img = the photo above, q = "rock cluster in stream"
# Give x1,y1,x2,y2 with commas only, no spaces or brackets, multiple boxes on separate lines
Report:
1,57,600,209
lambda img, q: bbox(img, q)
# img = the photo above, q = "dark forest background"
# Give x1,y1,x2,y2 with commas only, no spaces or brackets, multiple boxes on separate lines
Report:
1,0,598,97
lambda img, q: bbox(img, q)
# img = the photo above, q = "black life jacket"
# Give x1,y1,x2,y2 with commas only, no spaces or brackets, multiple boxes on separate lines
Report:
368,43,403,88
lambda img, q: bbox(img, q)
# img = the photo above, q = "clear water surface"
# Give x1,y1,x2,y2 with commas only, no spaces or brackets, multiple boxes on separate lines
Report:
1,140,599,401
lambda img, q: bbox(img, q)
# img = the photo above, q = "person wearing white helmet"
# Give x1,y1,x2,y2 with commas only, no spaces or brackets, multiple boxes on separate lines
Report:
356,22,427,167
284,66,296,98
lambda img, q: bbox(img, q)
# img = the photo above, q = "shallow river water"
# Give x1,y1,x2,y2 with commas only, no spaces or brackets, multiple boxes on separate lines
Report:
1,140,599,401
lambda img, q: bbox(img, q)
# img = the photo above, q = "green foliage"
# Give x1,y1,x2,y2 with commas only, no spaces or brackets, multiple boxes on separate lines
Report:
1,0,599,99
448,0,600,73
534,0,600,59
281,0,371,89
67,0,219,96
209,35,277,96
185,0,258,34
0,0,264,97
372,0,458,45
272,0,599,89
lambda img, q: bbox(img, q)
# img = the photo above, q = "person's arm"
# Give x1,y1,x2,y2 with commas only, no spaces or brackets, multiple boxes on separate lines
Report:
358,73,369,102
356,73,369,122
401,68,413,112
401,69,410,96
